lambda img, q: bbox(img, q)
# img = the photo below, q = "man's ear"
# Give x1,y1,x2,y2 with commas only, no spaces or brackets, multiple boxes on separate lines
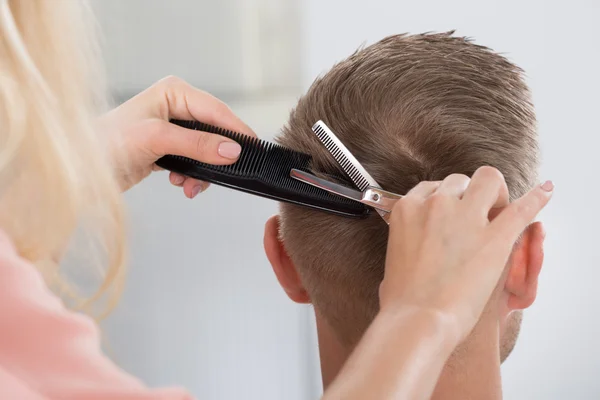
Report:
504,222,545,310
263,215,310,304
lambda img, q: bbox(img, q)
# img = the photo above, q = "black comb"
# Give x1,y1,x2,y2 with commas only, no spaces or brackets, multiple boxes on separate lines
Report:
155,120,370,218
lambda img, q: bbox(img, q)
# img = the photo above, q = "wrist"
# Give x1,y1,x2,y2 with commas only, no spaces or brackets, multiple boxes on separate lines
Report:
377,304,462,353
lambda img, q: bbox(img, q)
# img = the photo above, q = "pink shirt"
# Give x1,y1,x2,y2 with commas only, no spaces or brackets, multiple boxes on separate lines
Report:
0,230,194,400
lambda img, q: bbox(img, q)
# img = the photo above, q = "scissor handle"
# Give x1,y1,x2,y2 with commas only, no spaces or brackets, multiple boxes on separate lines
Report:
362,188,403,213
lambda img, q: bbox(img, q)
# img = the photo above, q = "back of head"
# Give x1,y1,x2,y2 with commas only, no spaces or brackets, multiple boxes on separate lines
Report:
277,33,538,348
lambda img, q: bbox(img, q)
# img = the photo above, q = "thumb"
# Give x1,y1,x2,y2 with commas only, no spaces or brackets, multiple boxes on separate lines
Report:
147,119,242,164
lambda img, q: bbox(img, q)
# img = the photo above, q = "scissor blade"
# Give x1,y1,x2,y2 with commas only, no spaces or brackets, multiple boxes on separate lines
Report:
311,121,380,191
312,120,388,221
290,169,364,202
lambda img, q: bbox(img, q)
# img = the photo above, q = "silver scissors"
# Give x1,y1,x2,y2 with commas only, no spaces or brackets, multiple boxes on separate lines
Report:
290,121,403,224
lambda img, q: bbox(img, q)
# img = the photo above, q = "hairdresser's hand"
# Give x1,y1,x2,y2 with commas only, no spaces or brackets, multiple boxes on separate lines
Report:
100,76,256,197
379,167,553,343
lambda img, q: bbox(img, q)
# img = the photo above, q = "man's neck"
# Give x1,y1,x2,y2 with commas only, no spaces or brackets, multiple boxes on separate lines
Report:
316,313,503,400
430,317,503,400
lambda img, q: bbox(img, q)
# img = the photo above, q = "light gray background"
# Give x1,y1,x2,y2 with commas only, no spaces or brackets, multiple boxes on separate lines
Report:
93,1,599,399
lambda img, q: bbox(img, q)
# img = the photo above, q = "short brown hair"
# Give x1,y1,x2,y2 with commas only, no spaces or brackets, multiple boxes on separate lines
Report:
277,32,538,348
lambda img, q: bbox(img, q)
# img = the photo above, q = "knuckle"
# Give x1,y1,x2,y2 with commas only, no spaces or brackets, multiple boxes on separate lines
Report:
407,180,438,195
417,180,435,188
159,75,186,88
523,190,546,214
400,194,421,208
194,132,213,154
447,173,471,186
426,192,450,209
391,196,416,220
422,181,440,191
213,100,233,118
447,173,470,181
151,76,188,119
512,201,533,221
408,181,425,194
477,166,505,183
533,188,547,203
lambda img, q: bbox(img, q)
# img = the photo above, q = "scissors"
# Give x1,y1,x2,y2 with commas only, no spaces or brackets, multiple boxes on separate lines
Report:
290,120,403,224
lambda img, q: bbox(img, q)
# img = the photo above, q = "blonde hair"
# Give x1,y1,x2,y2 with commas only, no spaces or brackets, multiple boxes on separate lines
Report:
0,0,126,316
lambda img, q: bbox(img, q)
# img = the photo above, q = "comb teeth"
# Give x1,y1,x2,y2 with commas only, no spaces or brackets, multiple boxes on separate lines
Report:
155,120,369,217
312,121,371,191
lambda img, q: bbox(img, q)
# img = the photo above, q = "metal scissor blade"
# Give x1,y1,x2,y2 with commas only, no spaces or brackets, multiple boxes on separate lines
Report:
291,170,399,218
290,169,364,202
311,121,380,191
312,120,388,221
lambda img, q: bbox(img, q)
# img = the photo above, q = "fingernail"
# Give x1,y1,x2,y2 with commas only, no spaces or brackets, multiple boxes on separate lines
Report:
540,180,554,192
191,185,203,198
218,141,242,160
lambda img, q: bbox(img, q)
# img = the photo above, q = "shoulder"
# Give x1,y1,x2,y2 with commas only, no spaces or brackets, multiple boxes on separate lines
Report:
0,229,196,400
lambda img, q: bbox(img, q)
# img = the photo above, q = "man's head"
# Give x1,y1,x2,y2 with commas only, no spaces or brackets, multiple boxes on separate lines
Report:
264,32,544,365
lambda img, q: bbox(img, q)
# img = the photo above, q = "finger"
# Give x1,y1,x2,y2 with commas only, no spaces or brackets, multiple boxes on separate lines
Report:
490,181,554,245
406,181,441,198
147,120,242,164
182,177,210,192
169,172,185,187
436,174,471,198
156,76,256,138
183,178,210,199
463,166,509,214
169,168,210,195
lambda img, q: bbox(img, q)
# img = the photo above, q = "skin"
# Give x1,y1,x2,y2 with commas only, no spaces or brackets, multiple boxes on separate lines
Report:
100,75,256,196
265,171,552,399
108,76,553,399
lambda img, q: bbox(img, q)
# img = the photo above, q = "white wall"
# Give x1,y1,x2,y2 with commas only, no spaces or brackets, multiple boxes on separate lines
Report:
301,1,599,399
92,0,302,96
